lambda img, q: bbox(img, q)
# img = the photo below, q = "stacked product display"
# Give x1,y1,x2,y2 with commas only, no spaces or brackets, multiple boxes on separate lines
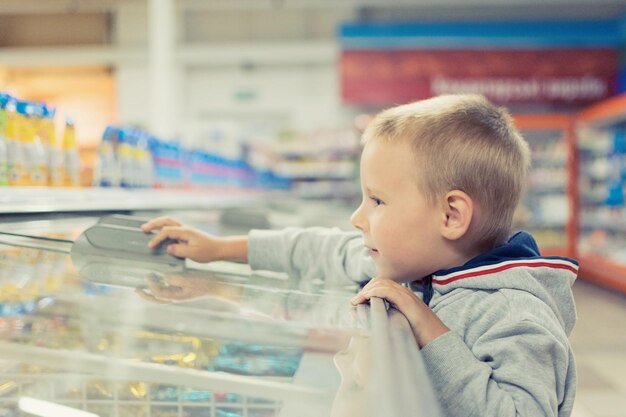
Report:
2,90,357,199
93,125,359,198
513,115,576,257
248,128,360,200
501,104,626,294
578,127,620,257
0,92,80,188
576,93,626,292
93,125,292,191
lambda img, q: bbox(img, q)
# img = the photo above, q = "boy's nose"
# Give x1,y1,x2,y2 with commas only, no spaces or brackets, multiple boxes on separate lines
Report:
350,204,366,231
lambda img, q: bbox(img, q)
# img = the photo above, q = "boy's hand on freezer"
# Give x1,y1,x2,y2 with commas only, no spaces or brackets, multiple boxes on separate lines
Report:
142,217,222,263
350,278,449,348
142,216,182,230
142,216,249,263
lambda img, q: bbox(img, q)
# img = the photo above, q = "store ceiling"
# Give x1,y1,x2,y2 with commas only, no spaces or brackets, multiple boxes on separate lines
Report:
1,0,625,50
1,0,626,20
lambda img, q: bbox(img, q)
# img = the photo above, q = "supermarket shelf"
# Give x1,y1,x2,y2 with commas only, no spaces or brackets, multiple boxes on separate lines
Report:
514,114,574,130
530,185,567,194
519,220,567,229
0,45,144,67
0,187,271,215
579,197,606,206
580,220,626,233
578,253,626,293
532,155,566,166
541,248,569,258
576,92,626,295
0,41,336,67
514,113,578,258
578,92,626,127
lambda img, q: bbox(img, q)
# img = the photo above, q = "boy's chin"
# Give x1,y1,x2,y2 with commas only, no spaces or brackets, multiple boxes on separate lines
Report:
376,269,411,283
377,265,424,283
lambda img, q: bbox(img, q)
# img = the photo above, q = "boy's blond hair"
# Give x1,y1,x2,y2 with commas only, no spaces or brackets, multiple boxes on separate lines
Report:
362,94,530,249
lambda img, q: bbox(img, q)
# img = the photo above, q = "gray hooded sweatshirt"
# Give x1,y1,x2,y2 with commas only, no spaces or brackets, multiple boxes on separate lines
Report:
248,227,578,417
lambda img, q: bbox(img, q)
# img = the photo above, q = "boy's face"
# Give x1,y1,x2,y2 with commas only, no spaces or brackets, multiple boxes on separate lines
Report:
351,139,445,282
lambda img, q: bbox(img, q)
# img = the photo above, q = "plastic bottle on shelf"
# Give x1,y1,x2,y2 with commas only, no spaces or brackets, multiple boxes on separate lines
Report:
152,136,184,188
12,100,33,186
135,131,154,188
41,105,63,187
61,117,80,187
118,128,135,188
5,99,23,185
131,131,143,187
132,131,143,187
95,125,120,187
0,94,10,186
24,103,48,186
180,140,191,188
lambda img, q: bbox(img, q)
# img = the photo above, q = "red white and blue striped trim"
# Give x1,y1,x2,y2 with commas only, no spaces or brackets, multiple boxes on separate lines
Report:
432,258,579,286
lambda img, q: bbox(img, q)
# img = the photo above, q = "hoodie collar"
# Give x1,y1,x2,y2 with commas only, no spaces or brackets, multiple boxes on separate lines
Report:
431,231,578,286
424,231,579,334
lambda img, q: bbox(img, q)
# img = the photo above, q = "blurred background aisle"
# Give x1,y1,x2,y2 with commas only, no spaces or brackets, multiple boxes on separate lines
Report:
571,281,626,417
3,1,626,416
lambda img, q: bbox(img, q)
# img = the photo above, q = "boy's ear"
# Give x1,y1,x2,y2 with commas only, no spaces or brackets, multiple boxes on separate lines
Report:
441,190,473,241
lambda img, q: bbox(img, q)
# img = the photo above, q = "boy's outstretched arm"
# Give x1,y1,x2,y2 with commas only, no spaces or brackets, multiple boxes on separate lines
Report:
142,216,248,263
143,221,375,286
247,227,376,285
350,278,449,348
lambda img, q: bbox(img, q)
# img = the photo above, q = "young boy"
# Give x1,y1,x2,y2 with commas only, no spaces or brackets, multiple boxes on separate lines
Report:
143,94,578,417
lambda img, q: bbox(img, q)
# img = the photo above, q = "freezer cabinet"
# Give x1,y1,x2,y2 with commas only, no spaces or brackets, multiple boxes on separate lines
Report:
0,214,441,417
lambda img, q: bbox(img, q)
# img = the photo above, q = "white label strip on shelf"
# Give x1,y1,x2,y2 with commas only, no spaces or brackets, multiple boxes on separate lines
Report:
0,187,276,214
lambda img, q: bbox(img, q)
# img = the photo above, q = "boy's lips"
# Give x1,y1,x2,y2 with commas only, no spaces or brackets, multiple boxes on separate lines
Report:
365,245,379,256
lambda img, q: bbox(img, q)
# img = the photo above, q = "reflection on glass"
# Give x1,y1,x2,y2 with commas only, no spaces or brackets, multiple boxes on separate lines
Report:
0,227,372,417
330,336,371,417
0,210,445,417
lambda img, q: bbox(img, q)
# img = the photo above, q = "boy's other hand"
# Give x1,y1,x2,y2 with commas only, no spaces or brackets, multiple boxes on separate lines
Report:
350,278,449,348
141,217,223,263
141,216,182,232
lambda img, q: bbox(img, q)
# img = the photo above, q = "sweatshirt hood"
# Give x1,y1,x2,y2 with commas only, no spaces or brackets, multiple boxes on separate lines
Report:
430,231,578,335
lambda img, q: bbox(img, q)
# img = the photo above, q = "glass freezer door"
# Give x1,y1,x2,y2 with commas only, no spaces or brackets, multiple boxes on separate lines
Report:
0,215,440,417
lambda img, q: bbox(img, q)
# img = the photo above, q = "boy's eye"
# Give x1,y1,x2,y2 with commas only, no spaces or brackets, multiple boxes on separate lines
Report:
370,197,384,206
